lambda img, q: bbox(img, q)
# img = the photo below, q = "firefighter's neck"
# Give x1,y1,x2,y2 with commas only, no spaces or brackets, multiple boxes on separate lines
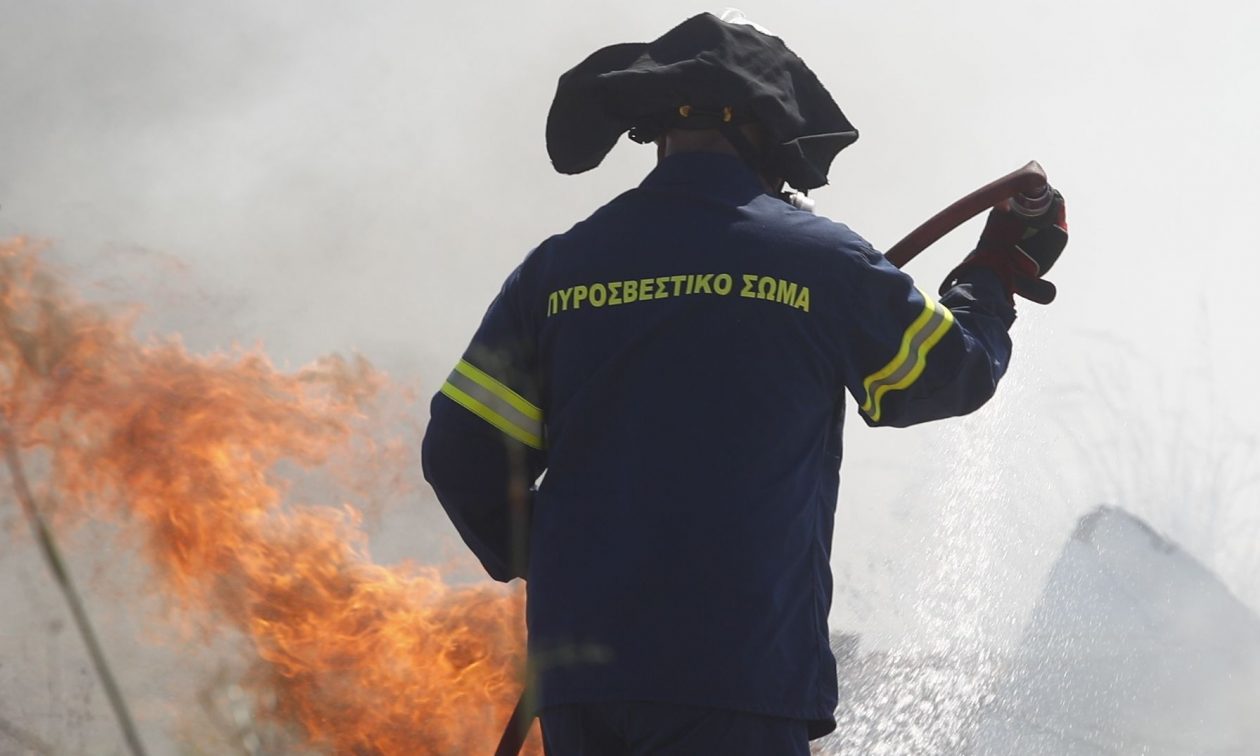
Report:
658,127,778,193
660,128,744,159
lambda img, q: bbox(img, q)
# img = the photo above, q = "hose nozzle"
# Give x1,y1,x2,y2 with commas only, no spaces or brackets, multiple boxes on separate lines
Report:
1010,182,1055,219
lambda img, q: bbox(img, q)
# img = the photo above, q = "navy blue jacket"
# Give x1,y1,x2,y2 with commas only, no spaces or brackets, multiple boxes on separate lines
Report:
422,152,1014,737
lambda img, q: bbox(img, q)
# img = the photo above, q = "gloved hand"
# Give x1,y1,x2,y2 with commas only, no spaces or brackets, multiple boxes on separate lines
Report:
939,189,1068,305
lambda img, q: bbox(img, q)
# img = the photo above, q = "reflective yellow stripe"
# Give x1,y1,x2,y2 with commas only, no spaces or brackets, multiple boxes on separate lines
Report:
453,360,543,421
860,290,956,423
441,359,544,449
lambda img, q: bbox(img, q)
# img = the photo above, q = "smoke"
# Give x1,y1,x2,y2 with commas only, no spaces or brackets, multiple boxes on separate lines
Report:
3,1,1259,752
0,0,647,371
1044,331,1260,611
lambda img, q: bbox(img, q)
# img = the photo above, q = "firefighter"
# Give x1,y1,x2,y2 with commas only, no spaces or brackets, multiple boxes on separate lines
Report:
422,11,1067,754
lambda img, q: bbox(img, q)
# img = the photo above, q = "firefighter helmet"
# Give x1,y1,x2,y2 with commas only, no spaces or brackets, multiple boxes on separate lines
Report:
546,12,858,191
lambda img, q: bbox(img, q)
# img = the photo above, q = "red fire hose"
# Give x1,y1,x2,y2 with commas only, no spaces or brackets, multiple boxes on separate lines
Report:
884,160,1049,269
492,160,1053,755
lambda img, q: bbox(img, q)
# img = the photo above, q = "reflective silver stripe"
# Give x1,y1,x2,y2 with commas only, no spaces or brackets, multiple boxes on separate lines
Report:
443,366,544,448
866,305,948,396
861,293,956,423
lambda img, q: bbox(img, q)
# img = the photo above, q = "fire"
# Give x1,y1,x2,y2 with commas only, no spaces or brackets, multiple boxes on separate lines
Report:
1,239,541,754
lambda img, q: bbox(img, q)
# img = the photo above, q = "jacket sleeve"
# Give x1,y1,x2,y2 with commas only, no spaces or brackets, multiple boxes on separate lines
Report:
838,238,1015,428
421,262,547,581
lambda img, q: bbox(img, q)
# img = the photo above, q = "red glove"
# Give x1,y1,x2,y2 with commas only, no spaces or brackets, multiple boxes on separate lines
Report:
940,189,1068,305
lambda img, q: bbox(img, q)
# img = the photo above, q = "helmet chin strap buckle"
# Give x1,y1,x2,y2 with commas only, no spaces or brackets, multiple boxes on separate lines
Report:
780,190,815,213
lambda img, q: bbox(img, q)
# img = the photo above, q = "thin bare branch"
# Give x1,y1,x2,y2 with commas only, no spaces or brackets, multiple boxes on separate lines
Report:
0,412,149,756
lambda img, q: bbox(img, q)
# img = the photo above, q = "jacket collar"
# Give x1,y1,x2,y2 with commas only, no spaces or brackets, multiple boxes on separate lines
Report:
638,152,768,206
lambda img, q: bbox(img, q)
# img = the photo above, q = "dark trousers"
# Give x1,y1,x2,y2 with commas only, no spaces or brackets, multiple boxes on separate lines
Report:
539,702,810,756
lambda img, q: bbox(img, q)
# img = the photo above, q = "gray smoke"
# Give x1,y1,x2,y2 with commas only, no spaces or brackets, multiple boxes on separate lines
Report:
2,2,1258,753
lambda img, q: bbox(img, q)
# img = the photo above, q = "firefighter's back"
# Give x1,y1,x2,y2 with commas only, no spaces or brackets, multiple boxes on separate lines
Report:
526,151,855,733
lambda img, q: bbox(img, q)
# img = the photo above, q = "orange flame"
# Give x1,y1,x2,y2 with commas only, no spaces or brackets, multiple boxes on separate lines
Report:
1,239,541,754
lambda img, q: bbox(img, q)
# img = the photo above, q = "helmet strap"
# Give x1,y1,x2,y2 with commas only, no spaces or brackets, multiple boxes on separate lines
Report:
718,121,775,189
